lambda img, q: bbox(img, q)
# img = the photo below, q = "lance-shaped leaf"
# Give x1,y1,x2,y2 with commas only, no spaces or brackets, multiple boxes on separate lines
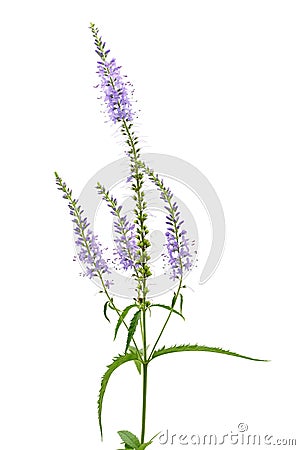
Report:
171,292,177,308
137,443,152,449
118,430,140,449
151,344,269,362
151,304,185,320
128,345,142,375
114,304,138,340
103,300,111,323
98,353,140,439
137,431,161,449
125,310,141,353
179,293,184,314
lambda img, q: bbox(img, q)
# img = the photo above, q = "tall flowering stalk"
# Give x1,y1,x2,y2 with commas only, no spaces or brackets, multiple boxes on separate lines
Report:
55,24,268,450
90,23,153,444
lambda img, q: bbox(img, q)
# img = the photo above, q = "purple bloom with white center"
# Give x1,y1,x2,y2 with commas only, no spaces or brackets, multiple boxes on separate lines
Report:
97,183,140,272
55,173,112,288
90,23,135,124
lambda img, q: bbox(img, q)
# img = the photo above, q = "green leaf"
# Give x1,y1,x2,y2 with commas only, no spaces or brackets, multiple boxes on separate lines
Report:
179,293,184,314
152,344,269,362
103,301,110,323
137,431,161,449
171,292,177,308
98,353,140,439
118,430,140,449
128,346,142,375
137,443,151,449
125,310,141,353
114,304,138,340
151,304,185,320
137,442,153,449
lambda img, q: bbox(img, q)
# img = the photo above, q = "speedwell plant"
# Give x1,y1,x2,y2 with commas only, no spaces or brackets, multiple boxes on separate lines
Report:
55,23,268,450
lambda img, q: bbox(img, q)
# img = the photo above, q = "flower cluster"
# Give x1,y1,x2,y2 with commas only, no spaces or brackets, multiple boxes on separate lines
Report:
162,189,192,280
89,23,192,282
96,58,134,124
75,227,111,285
55,173,112,289
90,24,151,290
140,163,192,280
90,23,135,124
97,183,139,271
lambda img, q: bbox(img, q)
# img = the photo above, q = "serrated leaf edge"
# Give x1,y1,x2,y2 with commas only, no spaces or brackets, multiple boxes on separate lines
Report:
152,344,269,362
118,430,141,449
125,310,141,353
114,304,138,340
98,353,140,439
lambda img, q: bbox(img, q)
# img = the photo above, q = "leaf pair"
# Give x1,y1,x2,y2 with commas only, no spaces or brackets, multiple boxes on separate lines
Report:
113,304,141,353
114,304,138,340
98,344,267,439
171,291,184,314
124,303,185,355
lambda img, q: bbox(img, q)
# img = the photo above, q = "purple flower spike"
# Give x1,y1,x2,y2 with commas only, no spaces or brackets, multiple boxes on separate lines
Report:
97,183,139,272
113,219,139,271
141,164,192,280
96,59,134,124
90,23,135,124
55,173,112,288
75,228,110,280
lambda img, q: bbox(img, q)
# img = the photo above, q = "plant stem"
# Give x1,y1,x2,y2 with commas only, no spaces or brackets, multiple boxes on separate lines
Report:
89,46,151,438
141,361,148,444
141,308,148,444
118,118,151,443
148,278,183,360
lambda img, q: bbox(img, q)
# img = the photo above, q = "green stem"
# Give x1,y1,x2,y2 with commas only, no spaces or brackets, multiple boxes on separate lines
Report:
120,119,150,443
141,362,148,444
148,278,183,360
141,308,148,444
142,309,147,360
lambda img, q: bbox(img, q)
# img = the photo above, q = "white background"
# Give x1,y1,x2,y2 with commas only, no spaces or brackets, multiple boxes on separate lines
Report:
1,1,299,449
